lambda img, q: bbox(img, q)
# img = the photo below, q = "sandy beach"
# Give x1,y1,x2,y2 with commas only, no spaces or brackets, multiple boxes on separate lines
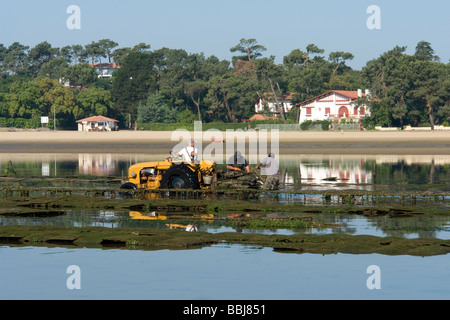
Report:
0,129,449,155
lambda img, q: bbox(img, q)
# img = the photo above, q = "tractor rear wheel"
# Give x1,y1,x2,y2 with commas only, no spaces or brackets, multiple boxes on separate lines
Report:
160,165,199,189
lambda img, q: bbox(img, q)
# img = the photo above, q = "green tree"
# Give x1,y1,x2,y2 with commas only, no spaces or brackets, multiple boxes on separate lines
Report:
362,42,448,128
76,87,113,117
33,78,79,122
410,60,450,128
230,38,267,64
3,42,29,75
27,41,58,76
111,43,151,65
110,47,131,65
184,80,207,122
414,41,440,62
82,41,106,64
111,51,158,123
5,78,78,126
60,44,84,64
98,39,118,63
153,47,189,110
38,57,69,80
0,44,6,76
328,51,354,75
176,108,197,123
137,92,176,123
5,80,41,117
325,71,362,91
65,63,98,88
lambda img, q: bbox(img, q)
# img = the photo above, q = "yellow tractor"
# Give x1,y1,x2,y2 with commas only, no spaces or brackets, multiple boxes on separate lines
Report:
120,151,217,191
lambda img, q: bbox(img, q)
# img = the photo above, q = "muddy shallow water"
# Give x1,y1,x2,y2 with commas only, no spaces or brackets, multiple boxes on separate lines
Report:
0,153,449,300
0,153,449,238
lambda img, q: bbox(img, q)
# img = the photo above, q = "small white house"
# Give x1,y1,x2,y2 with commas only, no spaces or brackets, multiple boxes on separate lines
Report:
254,93,295,116
295,90,371,124
91,63,120,78
76,115,119,132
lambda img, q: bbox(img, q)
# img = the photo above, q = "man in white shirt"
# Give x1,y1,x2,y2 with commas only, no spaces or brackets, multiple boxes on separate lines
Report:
255,153,280,190
178,139,198,162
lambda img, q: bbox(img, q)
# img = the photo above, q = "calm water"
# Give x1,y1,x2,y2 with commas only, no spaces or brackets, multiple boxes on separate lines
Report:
0,153,449,300
0,245,449,300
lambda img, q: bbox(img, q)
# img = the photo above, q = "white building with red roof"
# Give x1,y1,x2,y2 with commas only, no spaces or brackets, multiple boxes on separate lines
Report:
254,93,296,116
76,115,119,132
91,63,120,78
294,89,371,124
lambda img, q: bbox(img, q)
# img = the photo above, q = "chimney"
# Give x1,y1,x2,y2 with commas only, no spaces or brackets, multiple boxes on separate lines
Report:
358,89,362,97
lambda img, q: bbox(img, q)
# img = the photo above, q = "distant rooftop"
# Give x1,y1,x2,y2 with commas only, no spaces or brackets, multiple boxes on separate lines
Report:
76,115,118,123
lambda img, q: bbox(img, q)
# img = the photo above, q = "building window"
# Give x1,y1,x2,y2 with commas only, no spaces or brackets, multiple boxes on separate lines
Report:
305,107,312,116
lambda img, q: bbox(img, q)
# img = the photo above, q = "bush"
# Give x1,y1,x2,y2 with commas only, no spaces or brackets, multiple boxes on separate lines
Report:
321,120,332,131
362,117,376,130
300,120,315,130
0,117,41,129
177,109,197,124
137,122,248,131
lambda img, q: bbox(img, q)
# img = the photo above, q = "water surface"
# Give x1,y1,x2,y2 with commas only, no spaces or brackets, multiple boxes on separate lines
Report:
0,245,448,300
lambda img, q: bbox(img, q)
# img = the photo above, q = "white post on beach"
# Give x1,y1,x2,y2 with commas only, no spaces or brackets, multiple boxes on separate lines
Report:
53,105,56,131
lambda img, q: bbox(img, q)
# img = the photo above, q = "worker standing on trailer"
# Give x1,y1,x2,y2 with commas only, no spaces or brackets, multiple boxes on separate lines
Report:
255,153,280,190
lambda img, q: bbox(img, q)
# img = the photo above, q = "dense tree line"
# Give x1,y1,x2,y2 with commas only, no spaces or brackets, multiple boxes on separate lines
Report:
0,38,448,129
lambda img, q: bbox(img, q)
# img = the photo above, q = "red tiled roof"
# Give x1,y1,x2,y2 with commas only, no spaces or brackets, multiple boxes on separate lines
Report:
242,114,278,122
332,90,364,100
293,90,366,107
76,116,118,123
91,63,120,68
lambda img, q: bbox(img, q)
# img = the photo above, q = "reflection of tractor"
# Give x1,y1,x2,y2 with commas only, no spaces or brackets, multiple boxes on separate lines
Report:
120,151,217,191
120,151,262,191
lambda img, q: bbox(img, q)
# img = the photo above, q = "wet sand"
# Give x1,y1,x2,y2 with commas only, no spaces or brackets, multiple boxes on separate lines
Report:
0,130,449,154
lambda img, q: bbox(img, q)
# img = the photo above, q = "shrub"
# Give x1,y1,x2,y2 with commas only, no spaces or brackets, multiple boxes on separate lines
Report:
300,120,314,130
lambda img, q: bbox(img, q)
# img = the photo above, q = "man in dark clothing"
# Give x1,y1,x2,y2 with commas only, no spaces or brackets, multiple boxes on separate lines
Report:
227,151,251,174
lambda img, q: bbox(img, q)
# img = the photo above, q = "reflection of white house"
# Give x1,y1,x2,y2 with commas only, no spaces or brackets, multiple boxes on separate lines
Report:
78,154,117,176
254,93,295,115
91,63,120,78
295,90,371,124
300,160,372,186
76,115,119,132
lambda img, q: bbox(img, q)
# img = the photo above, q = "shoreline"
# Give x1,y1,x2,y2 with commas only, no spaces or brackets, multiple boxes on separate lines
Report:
0,130,449,155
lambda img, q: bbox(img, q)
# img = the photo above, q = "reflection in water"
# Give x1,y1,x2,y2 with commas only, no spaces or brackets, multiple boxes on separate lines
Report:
78,154,117,176
1,208,448,239
0,153,163,177
297,156,372,190
280,155,450,192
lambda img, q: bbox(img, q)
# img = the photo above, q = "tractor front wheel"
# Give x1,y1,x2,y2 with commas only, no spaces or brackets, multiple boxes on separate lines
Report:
119,182,137,198
120,182,137,190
